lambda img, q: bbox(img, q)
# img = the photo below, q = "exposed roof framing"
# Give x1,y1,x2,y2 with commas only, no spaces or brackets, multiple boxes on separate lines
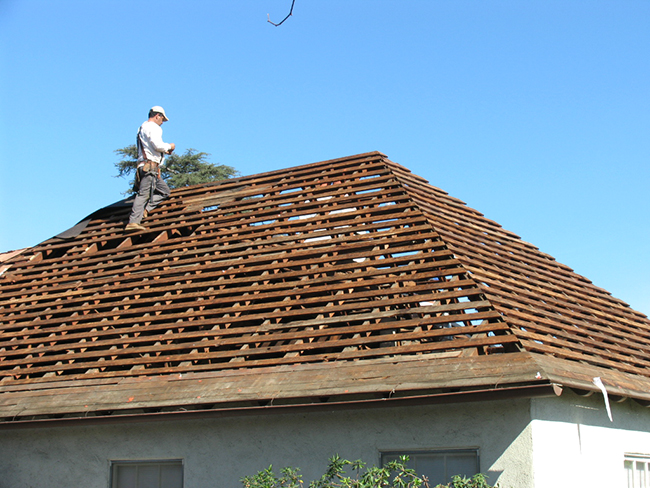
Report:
1,151,649,425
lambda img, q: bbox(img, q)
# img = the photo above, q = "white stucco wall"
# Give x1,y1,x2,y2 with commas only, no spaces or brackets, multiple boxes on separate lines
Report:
1,392,648,488
529,390,650,488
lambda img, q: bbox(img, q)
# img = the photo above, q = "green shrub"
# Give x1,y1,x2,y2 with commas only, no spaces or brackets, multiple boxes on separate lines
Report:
441,473,495,488
241,455,498,488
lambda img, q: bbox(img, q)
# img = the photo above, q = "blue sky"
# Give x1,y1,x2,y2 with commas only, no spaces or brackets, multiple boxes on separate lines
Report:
0,1,648,316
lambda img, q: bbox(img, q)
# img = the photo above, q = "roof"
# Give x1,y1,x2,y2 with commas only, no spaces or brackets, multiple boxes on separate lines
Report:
1,151,649,427
0,249,26,278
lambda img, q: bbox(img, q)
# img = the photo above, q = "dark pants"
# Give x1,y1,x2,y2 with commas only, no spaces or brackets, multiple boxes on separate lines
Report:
128,169,171,224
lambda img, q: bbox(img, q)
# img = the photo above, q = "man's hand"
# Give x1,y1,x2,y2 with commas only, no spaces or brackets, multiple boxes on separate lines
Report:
167,143,176,154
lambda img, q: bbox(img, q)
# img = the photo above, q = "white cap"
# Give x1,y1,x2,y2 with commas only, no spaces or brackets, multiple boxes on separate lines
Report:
150,106,169,121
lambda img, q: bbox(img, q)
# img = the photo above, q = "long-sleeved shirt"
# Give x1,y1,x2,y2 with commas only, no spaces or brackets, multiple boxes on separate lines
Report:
136,120,172,166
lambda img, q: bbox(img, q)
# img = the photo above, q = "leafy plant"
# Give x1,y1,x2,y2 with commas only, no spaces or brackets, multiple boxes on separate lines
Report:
439,473,494,488
242,465,303,488
241,455,499,488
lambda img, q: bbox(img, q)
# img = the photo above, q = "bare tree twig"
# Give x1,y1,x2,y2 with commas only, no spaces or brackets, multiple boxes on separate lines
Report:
267,0,296,26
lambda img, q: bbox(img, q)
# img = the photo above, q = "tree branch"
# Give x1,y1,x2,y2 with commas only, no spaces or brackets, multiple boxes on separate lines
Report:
267,0,296,26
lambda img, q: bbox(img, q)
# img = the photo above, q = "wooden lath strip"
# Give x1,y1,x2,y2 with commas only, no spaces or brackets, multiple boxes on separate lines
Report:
395,174,519,238
0,195,419,287
503,308,650,347
1,282,481,358
18,160,398,257
490,295,650,345
0,313,506,370
520,338,650,378
425,215,588,286
508,316,650,364
436,231,634,318
0,258,469,333
472,267,638,322
0,223,438,305
0,279,485,348
395,176,587,276
1,325,516,381
474,272,648,334
0,283,490,353
0,234,455,318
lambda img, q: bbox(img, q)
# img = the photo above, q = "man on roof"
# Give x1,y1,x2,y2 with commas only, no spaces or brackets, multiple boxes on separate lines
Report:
125,106,176,232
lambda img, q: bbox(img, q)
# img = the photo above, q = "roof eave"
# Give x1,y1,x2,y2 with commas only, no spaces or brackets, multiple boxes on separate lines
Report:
0,381,560,430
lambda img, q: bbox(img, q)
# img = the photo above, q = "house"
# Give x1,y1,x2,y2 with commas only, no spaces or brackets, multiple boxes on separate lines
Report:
1,151,649,488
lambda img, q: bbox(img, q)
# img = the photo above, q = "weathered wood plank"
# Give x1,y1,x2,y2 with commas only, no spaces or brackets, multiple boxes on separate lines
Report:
0,353,543,419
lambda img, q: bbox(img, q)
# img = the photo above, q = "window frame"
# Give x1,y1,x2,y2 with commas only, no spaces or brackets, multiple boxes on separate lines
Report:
625,453,650,488
109,459,184,488
380,448,480,486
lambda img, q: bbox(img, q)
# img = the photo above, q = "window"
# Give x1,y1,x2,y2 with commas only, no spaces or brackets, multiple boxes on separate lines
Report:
111,460,183,488
381,449,479,486
625,454,650,488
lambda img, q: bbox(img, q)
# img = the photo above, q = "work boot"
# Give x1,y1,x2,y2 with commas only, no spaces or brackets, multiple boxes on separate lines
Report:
125,223,146,232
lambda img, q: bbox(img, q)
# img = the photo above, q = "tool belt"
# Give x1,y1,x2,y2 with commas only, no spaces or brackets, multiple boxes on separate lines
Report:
133,160,161,193
141,160,160,173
